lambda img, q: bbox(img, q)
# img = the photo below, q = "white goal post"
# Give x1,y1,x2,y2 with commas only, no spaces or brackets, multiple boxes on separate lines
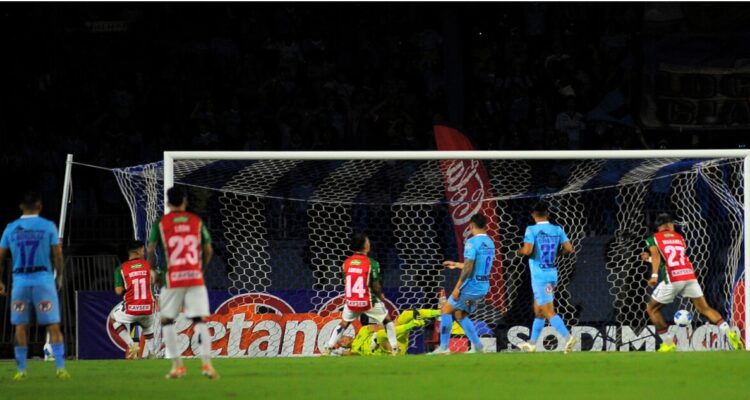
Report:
162,150,750,350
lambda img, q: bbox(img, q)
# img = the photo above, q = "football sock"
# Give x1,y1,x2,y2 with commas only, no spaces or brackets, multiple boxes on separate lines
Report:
418,309,441,319
327,325,344,349
118,329,134,347
530,317,545,344
657,328,673,345
51,343,65,370
384,321,399,349
439,313,453,350
194,323,212,366
458,317,482,350
14,346,28,372
162,324,183,367
549,315,571,340
143,333,154,355
717,319,729,333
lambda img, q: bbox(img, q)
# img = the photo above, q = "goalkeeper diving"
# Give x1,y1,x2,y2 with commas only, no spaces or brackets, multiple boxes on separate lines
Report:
330,309,441,356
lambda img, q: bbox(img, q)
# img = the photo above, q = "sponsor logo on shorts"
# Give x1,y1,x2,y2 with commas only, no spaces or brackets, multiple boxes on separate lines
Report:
38,301,53,312
464,299,476,308
12,301,26,313
545,284,555,294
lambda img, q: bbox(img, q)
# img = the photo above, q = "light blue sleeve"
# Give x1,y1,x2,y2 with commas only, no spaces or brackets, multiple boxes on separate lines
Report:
558,226,570,243
48,221,60,246
463,238,478,260
0,226,9,249
523,226,535,245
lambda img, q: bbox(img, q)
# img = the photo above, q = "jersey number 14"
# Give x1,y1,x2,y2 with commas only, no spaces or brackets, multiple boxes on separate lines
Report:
345,275,367,298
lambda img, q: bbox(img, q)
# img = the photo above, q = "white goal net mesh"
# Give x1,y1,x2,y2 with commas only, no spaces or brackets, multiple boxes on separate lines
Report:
113,156,746,354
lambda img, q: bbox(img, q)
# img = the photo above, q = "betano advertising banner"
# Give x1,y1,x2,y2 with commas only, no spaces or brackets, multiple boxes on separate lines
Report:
78,290,739,359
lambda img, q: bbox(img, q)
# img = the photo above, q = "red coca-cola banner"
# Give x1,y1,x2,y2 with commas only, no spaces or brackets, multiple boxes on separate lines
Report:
434,125,505,312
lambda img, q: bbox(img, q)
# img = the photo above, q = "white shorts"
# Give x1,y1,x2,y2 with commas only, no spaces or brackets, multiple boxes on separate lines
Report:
341,302,388,323
160,286,210,319
111,308,156,335
651,279,704,304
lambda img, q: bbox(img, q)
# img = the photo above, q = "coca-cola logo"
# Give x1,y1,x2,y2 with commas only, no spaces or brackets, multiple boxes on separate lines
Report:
444,160,486,227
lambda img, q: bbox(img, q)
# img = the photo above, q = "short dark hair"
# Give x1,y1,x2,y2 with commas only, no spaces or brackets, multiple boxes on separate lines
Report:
127,240,144,253
470,213,488,229
20,192,42,209
532,201,549,216
350,233,368,252
167,186,187,207
655,213,674,227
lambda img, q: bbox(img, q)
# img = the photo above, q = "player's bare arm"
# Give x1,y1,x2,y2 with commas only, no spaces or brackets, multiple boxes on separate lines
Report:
518,243,533,256
146,242,157,268
443,260,464,269
648,245,660,287
451,259,475,300
52,244,64,289
560,241,573,255
0,247,6,295
202,242,214,270
372,280,385,302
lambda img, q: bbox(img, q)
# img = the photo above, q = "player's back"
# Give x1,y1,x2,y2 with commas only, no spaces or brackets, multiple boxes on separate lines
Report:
461,233,495,294
155,211,210,288
119,259,155,315
1,215,58,285
525,222,568,280
342,254,379,310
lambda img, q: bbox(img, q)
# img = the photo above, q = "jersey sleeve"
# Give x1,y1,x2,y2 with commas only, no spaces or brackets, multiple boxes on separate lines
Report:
148,220,161,245
201,222,212,245
645,235,657,248
369,258,381,282
114,266,124,288
463,238,478,260
523,226,535,245
0,226,9,249
48,221,60,246
558,226,570,243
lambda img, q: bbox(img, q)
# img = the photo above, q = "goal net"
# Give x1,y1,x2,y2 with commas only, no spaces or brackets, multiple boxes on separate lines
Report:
113,153,747,354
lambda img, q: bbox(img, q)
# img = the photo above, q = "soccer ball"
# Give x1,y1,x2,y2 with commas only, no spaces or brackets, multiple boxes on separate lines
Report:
43,343,55,361
674,310,692,327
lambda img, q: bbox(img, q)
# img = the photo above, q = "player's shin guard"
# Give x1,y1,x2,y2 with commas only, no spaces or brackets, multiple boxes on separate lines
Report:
530,318,545,344
458,318,482,350
117,328,134,347
51,343,65,370
162,324,183,367
439,313,453,350
383,321,398,350
326,325,345,349
194,323,212,366
549,315,570,339
14,346,28,372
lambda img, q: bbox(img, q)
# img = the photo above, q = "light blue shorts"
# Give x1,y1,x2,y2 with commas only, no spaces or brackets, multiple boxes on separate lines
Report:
448,291,486,314
532,279,557,306
10,281,61,325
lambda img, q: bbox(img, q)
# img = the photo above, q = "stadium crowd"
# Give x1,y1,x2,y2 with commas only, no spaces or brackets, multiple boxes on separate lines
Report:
1,3,744,222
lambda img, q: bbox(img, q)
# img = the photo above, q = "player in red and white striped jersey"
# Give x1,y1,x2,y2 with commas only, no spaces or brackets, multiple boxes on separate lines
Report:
112,241,156,359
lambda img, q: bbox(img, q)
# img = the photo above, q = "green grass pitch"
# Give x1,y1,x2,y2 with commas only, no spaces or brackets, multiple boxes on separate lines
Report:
2,352,748,399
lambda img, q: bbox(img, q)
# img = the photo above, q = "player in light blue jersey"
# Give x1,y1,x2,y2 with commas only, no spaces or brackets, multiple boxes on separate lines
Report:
516,201,576,354
430,213,495,354
0,193,69,380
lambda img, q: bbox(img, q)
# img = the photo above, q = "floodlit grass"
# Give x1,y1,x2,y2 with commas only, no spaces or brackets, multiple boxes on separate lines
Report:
2,352,748,399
